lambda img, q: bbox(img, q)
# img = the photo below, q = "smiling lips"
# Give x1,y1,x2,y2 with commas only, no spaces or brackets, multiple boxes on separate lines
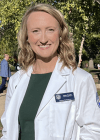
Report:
38,44,51,49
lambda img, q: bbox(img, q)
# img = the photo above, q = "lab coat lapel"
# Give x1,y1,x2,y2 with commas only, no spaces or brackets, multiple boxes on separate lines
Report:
36,60,70,117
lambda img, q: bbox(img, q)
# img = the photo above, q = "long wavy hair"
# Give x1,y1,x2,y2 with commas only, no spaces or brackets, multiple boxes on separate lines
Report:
18,4,77,71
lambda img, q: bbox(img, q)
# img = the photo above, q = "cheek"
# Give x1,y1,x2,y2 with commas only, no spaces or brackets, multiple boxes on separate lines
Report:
54,35,60,46
51,33,60,43
28,34,37,43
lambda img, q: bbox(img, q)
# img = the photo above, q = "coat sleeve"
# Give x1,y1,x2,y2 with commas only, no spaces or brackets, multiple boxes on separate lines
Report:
0,77,14,140
0,71,19,140
76,73,100,140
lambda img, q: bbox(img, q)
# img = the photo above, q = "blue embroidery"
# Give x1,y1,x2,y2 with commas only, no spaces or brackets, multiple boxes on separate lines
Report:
55,92,75,102
96,92,100,108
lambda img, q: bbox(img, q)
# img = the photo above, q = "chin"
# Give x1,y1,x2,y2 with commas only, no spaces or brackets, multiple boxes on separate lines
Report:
37,54,57,62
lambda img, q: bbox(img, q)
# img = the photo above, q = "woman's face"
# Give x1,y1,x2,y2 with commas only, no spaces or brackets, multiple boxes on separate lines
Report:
27,11,60,60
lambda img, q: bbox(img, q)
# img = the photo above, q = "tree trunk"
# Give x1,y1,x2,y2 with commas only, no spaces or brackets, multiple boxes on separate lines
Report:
78,37,85,67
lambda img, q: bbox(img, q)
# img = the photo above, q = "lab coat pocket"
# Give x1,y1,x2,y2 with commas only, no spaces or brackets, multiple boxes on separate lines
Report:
49,98,73,137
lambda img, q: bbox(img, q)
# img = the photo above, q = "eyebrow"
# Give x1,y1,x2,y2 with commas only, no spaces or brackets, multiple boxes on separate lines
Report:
31,26,56,30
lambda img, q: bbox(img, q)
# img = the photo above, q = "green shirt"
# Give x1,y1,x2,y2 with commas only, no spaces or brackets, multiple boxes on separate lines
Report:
18,72,52,140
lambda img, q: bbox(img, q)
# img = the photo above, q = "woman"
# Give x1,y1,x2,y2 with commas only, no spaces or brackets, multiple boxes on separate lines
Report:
0,4,100,140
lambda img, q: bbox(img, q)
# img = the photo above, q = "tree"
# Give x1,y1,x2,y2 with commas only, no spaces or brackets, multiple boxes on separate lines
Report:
0,0,100,66
54,0,100,65
0,0,35,62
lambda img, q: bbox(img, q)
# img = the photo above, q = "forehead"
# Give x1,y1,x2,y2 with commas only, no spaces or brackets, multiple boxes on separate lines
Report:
27,11,59,27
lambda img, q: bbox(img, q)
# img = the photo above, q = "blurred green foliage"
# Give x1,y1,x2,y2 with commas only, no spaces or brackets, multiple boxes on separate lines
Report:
0,0,100,64
98,90,100,96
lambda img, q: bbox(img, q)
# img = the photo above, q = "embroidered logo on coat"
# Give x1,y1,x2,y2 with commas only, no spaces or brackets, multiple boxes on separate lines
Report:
56,95,61,100
55,92,75,102
96,92,100,108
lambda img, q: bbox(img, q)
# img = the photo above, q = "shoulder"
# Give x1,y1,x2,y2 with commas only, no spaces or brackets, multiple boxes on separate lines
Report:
57,60,92,81
9,69,26,86
10,65,33,82
10,69,25,80
74,67,91,77
73,67,93,84
10,71,20,80
7,69,28,95
1,59,5,63
1,59,7,64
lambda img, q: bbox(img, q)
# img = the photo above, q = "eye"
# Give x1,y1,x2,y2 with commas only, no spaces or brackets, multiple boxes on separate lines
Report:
48,28,54,32
32,30,39,33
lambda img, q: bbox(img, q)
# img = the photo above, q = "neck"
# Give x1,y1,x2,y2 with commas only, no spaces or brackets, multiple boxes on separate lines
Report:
33,56,58,74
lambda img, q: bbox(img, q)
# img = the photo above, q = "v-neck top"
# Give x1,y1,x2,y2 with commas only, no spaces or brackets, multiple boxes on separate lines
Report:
18,72,52,140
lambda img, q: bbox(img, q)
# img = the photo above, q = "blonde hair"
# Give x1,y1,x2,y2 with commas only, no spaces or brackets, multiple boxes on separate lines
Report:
18,4,77,71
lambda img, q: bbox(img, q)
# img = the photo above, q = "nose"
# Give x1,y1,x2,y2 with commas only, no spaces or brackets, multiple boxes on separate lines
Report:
40,31,48,45
40,41,48,46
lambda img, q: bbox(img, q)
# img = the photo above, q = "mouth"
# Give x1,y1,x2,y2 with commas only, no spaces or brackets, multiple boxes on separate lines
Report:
38,44,51,49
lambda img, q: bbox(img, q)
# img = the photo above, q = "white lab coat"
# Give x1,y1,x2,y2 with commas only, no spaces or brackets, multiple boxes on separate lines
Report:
0,59,100,140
